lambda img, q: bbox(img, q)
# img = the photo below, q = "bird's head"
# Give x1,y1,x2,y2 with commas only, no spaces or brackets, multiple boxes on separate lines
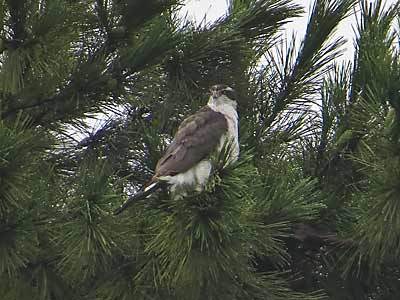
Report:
208,84,237,108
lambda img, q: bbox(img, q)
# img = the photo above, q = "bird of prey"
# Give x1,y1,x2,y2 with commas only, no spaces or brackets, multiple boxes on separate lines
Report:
114,84,239,215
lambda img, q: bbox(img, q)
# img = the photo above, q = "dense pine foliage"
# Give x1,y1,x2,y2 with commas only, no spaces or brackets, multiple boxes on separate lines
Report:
0,0,400,299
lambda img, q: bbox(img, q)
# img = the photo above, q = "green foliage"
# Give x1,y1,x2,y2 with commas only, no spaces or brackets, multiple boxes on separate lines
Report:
0,117,39,213
0,115,48,284
54,160,123,283
252,0,356,139
1,0,400,299
258,177,325,224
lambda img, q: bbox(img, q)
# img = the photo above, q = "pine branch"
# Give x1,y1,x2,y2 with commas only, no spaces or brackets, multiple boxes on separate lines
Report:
258,0,356,135
340,0,400,152
1,2,181,125
6,0,27,44
114,0,179,32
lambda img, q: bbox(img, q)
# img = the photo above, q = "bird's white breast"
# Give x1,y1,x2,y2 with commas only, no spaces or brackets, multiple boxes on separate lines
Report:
161,96,239,195
207,98,240,162
162,159,212,194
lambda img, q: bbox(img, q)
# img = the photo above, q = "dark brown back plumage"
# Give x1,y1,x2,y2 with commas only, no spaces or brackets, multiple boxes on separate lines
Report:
154,106,228,178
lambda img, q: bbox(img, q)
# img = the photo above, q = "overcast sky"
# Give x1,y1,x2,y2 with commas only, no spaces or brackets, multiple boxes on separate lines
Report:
181,0,398,62
76,1,399,137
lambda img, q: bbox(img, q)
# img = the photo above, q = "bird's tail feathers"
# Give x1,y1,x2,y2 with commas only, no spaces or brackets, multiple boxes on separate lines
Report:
114,181,161,215
144,181,158,192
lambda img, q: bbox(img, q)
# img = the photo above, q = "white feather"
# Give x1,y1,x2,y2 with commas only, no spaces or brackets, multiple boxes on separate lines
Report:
144,181,158,192
159,160,212,193
159,94,239,194
207,95,240,163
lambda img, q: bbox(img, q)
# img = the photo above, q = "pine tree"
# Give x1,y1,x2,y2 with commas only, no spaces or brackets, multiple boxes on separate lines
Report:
0,0,399,299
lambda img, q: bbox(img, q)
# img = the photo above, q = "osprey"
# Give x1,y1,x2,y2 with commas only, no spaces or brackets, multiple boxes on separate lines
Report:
114,84,239,215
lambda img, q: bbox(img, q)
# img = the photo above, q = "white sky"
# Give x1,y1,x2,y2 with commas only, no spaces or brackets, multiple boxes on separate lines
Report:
181,0,398,63
74,0,398,139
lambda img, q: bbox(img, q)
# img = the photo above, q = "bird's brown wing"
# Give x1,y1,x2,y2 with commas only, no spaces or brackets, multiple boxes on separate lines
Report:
154,106,228,178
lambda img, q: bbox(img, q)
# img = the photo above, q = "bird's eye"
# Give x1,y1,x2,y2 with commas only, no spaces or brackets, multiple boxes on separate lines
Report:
222,89,236,100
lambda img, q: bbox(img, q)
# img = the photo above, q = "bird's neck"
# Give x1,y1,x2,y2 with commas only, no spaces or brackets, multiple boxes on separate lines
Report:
207,96,237,111
207,96,238,120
